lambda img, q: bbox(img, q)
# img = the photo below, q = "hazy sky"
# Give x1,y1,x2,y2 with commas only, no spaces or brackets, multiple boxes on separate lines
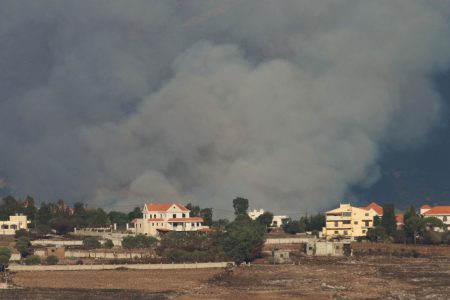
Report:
0,1,449,216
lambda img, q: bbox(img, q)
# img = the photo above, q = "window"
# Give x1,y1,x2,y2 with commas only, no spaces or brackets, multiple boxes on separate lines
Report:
343,220,351,224
192,222,195,226
364,221,370,227
354,221,358,225
362,230,366,233
334,221,339,227
444,216,448,222
182,213,186,218
334,231,339,234
335,246,340,250
343,230,348,235
365,213,369,216
343,212,351,217
173,214,176,218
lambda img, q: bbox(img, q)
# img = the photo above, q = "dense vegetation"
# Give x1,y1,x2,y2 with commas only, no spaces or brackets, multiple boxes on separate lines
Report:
367,204,449,245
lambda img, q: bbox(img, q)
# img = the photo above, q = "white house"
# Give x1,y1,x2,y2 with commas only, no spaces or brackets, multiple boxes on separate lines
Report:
247,209,289,228
132,203,209,236
0,214,30,235
420,204,450,231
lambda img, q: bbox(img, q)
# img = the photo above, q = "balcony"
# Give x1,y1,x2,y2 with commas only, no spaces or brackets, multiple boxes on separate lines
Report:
326,215,351,221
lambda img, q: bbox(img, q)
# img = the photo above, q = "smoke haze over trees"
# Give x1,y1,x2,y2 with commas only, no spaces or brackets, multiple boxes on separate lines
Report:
0,1,450,214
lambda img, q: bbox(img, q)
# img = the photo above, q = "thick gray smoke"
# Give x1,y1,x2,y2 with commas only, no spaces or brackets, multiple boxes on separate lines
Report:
1,1,449,214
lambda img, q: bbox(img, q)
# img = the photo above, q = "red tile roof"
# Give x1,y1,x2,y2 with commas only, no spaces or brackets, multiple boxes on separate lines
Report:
363,202,383,215
420,204,431,209
422,206,450,215
395,214,404,224
144,203,189,212
167,217,203,222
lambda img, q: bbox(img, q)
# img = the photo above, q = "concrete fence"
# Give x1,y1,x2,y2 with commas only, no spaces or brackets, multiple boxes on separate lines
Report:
8,262,232,272
31,240,83,246
64,250,153,259
265,238,316,244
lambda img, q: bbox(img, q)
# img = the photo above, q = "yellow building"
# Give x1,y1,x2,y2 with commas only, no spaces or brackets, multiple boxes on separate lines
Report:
322,202,383,240
0,214,30,235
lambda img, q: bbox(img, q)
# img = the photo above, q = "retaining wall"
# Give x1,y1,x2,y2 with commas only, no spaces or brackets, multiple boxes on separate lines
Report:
265,237,316,244
8,262,232,272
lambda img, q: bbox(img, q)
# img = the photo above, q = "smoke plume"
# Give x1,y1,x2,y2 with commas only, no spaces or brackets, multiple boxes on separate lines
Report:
1,1,449,214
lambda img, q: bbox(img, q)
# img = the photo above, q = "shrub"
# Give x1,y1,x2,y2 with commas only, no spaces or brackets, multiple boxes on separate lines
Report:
83,236,101,250
0,247,12,265
25,255,41,265
167,249,213,263
46,255,59,265
16,236,31,256
122,235,157,249
103,239,114,249
15,229,29,238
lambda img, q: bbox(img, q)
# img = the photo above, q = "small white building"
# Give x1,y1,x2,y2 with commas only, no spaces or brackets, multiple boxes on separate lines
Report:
420,204,450,231
247,209,289,228
132,203,209,236
0,214,29,235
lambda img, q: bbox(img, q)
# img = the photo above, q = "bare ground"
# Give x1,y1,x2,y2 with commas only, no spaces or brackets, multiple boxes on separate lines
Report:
3,256,450,299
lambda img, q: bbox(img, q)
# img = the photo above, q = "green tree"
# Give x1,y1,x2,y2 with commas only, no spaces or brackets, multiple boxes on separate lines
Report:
366,227,388,242
0,247,12,265
217,217,265,264
404,215,425,244
200,208,213,227
232,197,249,218
306,214,325,231
128,207,143,221
86,208,110,227
25,255,41,265
73,202,88,220
36,202,53,225
103,239,114,249
46,255,59,265
83,236,101,249
122,235,157,249
108,211,129,227
423,217,444,231
16,236,31,257
256,211,273,228
283,220,301,234
381,204,396,236
186,203,201,217
299,216,307,233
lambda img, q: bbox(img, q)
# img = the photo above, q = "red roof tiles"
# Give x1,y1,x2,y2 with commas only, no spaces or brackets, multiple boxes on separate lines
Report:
422,206,450,215
421,204,431,209
364,202,383,215
144,203,189,212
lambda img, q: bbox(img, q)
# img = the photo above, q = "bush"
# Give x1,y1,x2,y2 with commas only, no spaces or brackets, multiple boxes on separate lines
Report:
15,229,29,238
83,236,101,250
16,236,31,256
422,231,442,245
25,255,41,265
0,247,12,265
167,249,213,263
103,239,114,249
392,230,407,244
46,255,59,265
122,235,157,249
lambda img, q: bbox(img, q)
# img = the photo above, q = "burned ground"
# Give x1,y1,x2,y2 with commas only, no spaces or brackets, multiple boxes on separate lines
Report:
3,255,450,299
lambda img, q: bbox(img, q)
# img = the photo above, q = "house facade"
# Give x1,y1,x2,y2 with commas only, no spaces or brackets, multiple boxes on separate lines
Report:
247,209,289,228
420,204,450,231
322,202,383,240
132,203,208,236
0,214,29,235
